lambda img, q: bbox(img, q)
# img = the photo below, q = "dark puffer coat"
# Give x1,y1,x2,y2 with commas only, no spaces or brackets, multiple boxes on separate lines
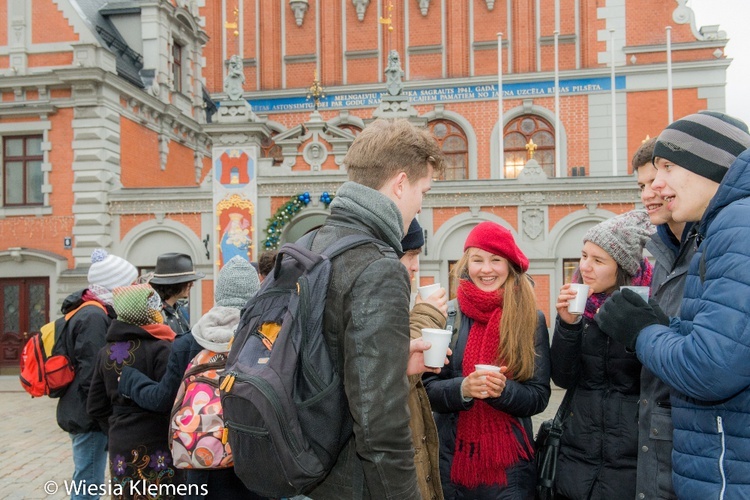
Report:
550,316,640,500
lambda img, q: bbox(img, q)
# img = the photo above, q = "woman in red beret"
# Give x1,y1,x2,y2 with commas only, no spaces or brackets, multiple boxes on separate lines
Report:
423,221,551,499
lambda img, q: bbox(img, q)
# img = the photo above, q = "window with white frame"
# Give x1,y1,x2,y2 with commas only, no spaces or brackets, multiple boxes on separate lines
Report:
172,42,183,93
3,136,43,206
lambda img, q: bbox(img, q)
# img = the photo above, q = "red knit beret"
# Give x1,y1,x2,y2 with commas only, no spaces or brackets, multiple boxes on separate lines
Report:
464,221,529,272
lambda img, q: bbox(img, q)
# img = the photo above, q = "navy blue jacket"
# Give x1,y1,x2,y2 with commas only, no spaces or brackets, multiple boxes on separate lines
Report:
637,150,750,498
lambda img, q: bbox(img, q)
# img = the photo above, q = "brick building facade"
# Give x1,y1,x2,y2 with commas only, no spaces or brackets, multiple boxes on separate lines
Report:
0,0,731,371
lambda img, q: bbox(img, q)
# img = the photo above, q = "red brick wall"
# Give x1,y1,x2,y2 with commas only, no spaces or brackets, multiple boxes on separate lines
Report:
530,274,550,325
119,213,202,242
48,108,74,217
32,0,79,44
0,0,7,46
200,2,722,93
202,279,214,314
28,52,73,67
626,88,704,172
259,1,282,90
432,207,470,234
120,118,199,188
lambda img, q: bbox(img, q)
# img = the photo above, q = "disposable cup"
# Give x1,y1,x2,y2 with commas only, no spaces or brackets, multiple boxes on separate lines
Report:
621,285,650,303
421,328,452,368
418,283,441,300
474,364,502,376
475,364,502,395
567,283,590,314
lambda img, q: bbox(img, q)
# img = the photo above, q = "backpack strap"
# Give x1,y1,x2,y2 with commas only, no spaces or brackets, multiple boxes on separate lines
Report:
272,231,389,280
64,300,107,320
55,300,108,357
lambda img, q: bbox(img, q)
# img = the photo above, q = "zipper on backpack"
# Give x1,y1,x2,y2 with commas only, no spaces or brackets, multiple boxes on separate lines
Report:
230,371,303,456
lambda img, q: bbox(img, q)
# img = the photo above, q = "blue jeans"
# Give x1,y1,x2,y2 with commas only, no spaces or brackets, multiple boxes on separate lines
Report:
69,431,108,500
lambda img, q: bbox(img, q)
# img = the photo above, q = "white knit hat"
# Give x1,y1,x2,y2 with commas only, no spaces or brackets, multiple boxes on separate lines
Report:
88,248,138,291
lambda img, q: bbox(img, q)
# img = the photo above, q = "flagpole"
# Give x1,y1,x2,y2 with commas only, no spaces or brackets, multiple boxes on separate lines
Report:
498,32,505,179
554,0,561,177
610,28,617,176
666,26,673,123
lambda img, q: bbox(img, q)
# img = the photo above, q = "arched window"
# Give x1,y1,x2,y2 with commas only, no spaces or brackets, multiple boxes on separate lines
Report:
429,120,468,180
260,132,283,166
503,115,555,178
338,124,362,136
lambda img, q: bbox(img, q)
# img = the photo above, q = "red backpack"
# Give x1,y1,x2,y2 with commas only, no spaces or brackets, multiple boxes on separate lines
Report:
19,301,106,398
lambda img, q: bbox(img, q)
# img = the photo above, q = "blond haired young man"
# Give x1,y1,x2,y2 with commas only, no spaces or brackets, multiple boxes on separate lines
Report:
307,119,444,499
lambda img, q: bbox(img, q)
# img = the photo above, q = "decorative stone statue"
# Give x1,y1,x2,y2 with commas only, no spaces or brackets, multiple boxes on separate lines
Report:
224,54,245,101
384,50,404,97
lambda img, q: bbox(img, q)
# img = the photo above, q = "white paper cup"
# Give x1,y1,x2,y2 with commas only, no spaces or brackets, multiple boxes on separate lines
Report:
621,285,650,303
418,283,441,300
475,364,502,395
474,364,502,376
421,328,452,368
567,283,590,314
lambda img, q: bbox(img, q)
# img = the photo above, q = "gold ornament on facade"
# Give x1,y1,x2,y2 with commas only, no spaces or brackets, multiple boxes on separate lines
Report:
525,138,538,159
307,69,325,111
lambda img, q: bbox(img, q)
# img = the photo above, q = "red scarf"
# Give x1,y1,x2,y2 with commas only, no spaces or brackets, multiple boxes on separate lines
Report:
451,279,530,488
142,323,176,342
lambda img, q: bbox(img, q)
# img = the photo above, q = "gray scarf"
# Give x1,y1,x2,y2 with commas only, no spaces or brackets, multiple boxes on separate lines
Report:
329,181,404,251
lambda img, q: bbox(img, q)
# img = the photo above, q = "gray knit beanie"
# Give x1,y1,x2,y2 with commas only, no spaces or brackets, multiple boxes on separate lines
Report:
584,210,655,276
215,256,260,309
652,111,750,183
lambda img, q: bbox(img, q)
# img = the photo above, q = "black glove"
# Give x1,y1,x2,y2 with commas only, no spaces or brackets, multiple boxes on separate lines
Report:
594,288,669,351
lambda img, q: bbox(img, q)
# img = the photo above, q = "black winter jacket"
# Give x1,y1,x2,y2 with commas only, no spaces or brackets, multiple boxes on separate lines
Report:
118,332,201,413
56,290,116,434
423,308,551,500
306,209,420,500
550,316,640,500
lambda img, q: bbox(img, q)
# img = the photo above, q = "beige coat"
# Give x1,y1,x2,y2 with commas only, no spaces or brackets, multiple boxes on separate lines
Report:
409,302,446,500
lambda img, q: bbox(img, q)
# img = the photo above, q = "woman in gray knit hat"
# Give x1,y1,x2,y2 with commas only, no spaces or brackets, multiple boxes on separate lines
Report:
549,210,655,500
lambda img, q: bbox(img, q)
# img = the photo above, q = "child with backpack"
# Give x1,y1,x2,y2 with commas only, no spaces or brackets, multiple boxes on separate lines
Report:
170,256,261,499
120,256,261,499
87,284,176,498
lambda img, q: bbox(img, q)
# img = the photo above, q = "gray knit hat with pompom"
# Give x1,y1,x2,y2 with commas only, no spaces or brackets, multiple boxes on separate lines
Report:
584,210,655,276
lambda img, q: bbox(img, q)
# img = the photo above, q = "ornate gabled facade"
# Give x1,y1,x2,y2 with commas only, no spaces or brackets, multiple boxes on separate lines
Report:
0,0,733,372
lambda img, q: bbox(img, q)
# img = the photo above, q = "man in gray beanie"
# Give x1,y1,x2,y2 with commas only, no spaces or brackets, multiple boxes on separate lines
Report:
596,111,750,498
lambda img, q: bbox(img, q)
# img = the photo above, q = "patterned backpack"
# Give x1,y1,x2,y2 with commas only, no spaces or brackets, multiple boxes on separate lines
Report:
169,349,232,469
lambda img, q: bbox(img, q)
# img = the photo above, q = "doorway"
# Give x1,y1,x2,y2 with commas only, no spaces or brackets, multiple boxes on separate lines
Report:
0,278,49,375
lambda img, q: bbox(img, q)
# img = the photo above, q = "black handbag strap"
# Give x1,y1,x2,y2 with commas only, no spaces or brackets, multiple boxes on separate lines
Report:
551,385,576,429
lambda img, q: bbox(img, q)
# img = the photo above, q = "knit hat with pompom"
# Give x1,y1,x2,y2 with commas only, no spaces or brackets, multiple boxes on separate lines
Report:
88,248,138,292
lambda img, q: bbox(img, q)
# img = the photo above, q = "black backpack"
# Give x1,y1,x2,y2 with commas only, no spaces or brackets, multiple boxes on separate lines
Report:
220,231,385,497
